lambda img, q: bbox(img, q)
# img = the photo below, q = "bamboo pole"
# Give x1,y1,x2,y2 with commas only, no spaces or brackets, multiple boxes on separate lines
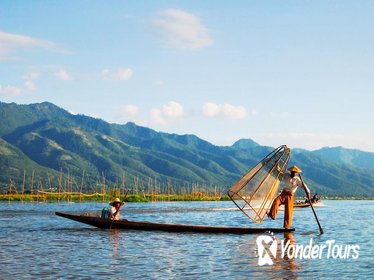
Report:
102,173,106,203
58,169,62,202
124,172,127,196
22,170,26,203
80,170,85,202
30,170,35,202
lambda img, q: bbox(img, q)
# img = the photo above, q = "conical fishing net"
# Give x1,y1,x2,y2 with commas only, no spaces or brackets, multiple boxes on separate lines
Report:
228,145,291,224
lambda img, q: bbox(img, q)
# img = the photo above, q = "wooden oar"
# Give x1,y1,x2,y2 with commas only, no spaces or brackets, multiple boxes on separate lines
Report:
299,174,324,235
122,189,130,204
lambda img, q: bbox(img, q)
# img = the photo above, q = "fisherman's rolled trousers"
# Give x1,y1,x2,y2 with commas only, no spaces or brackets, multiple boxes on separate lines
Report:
268,190,294,229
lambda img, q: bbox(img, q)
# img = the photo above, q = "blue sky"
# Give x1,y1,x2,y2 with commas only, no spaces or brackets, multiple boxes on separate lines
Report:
1,1,373,152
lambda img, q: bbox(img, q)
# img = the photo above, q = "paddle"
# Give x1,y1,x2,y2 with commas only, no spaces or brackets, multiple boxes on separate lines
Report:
299,174,324,234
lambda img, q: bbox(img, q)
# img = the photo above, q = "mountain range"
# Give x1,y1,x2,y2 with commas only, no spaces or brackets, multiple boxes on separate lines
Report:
1,101,373,197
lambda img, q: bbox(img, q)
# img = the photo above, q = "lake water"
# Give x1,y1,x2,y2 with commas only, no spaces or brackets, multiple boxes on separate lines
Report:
0,200,372,279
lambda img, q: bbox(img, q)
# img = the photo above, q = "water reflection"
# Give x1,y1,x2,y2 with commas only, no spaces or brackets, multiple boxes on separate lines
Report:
109,229,123,261
245,232,301,279
271,232,300,279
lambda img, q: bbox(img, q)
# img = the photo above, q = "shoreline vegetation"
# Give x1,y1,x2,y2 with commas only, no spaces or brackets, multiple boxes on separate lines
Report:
1,169,231,203
0,192,230,203
2,170,373,203
0,192,373,203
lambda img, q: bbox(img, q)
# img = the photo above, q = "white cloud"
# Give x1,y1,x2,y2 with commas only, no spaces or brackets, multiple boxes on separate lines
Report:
22,70,40,91
202,102,221,117
24,81,36,91
102,68,133,81
54,69,73,81
154,9,213,50
115,104,139,123
202,102,247,119
149,101,184,125
150,108,166,125
221,104,247,119
0,31,69,60
22,70,40,81
162,101,184,118
0,85,22,96
113,102,184,125
123,104,139,116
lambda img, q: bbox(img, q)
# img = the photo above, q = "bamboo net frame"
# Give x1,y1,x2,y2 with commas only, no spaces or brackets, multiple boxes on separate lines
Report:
227,145,291,224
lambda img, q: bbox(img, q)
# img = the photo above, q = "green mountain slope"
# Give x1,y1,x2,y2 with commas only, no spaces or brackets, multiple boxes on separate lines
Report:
0,101,373,197
312,147,374,171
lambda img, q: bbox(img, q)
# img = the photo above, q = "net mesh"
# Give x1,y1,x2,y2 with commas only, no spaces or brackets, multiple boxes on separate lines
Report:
227,145,291,224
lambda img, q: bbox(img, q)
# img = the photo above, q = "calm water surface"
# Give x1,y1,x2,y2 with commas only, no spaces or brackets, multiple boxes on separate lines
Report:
0,200,373,279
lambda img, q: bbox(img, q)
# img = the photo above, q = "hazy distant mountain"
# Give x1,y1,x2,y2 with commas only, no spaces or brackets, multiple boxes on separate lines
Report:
1,101,373,197
311,147,374,171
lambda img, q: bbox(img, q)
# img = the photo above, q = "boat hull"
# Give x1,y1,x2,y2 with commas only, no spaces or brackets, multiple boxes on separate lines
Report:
55,212,295,234
294,201,321,208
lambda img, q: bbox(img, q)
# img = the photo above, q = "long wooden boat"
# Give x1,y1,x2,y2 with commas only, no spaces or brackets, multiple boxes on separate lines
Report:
56,212,294,234
294,201,321,208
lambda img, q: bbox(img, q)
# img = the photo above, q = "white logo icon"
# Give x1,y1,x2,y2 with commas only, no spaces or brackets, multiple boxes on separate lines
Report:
256,235,277,266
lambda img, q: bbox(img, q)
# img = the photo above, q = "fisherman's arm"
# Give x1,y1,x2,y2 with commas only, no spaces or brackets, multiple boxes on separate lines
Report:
109,207,119,219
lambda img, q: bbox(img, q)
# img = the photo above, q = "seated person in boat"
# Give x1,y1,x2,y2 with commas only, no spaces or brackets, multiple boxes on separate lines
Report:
311,193,319,203
304,193,319,204
268,165,310,229
109,198,125,220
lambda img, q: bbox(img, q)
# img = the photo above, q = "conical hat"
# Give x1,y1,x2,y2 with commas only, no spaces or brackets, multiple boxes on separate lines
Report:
287,165,302,173
110,197,125,206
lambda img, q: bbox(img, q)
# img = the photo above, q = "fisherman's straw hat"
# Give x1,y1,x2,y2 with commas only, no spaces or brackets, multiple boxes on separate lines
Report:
110,198,125,206
287,165,302,173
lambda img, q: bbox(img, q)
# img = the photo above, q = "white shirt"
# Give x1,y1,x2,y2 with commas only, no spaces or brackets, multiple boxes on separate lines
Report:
110,206,121,220
283,173,310,194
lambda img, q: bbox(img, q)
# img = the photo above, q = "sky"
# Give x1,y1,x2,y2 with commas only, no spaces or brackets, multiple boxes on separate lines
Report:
1,1,374,152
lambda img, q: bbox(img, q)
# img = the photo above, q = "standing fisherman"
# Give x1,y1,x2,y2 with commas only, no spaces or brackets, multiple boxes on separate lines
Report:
268,165,310,229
